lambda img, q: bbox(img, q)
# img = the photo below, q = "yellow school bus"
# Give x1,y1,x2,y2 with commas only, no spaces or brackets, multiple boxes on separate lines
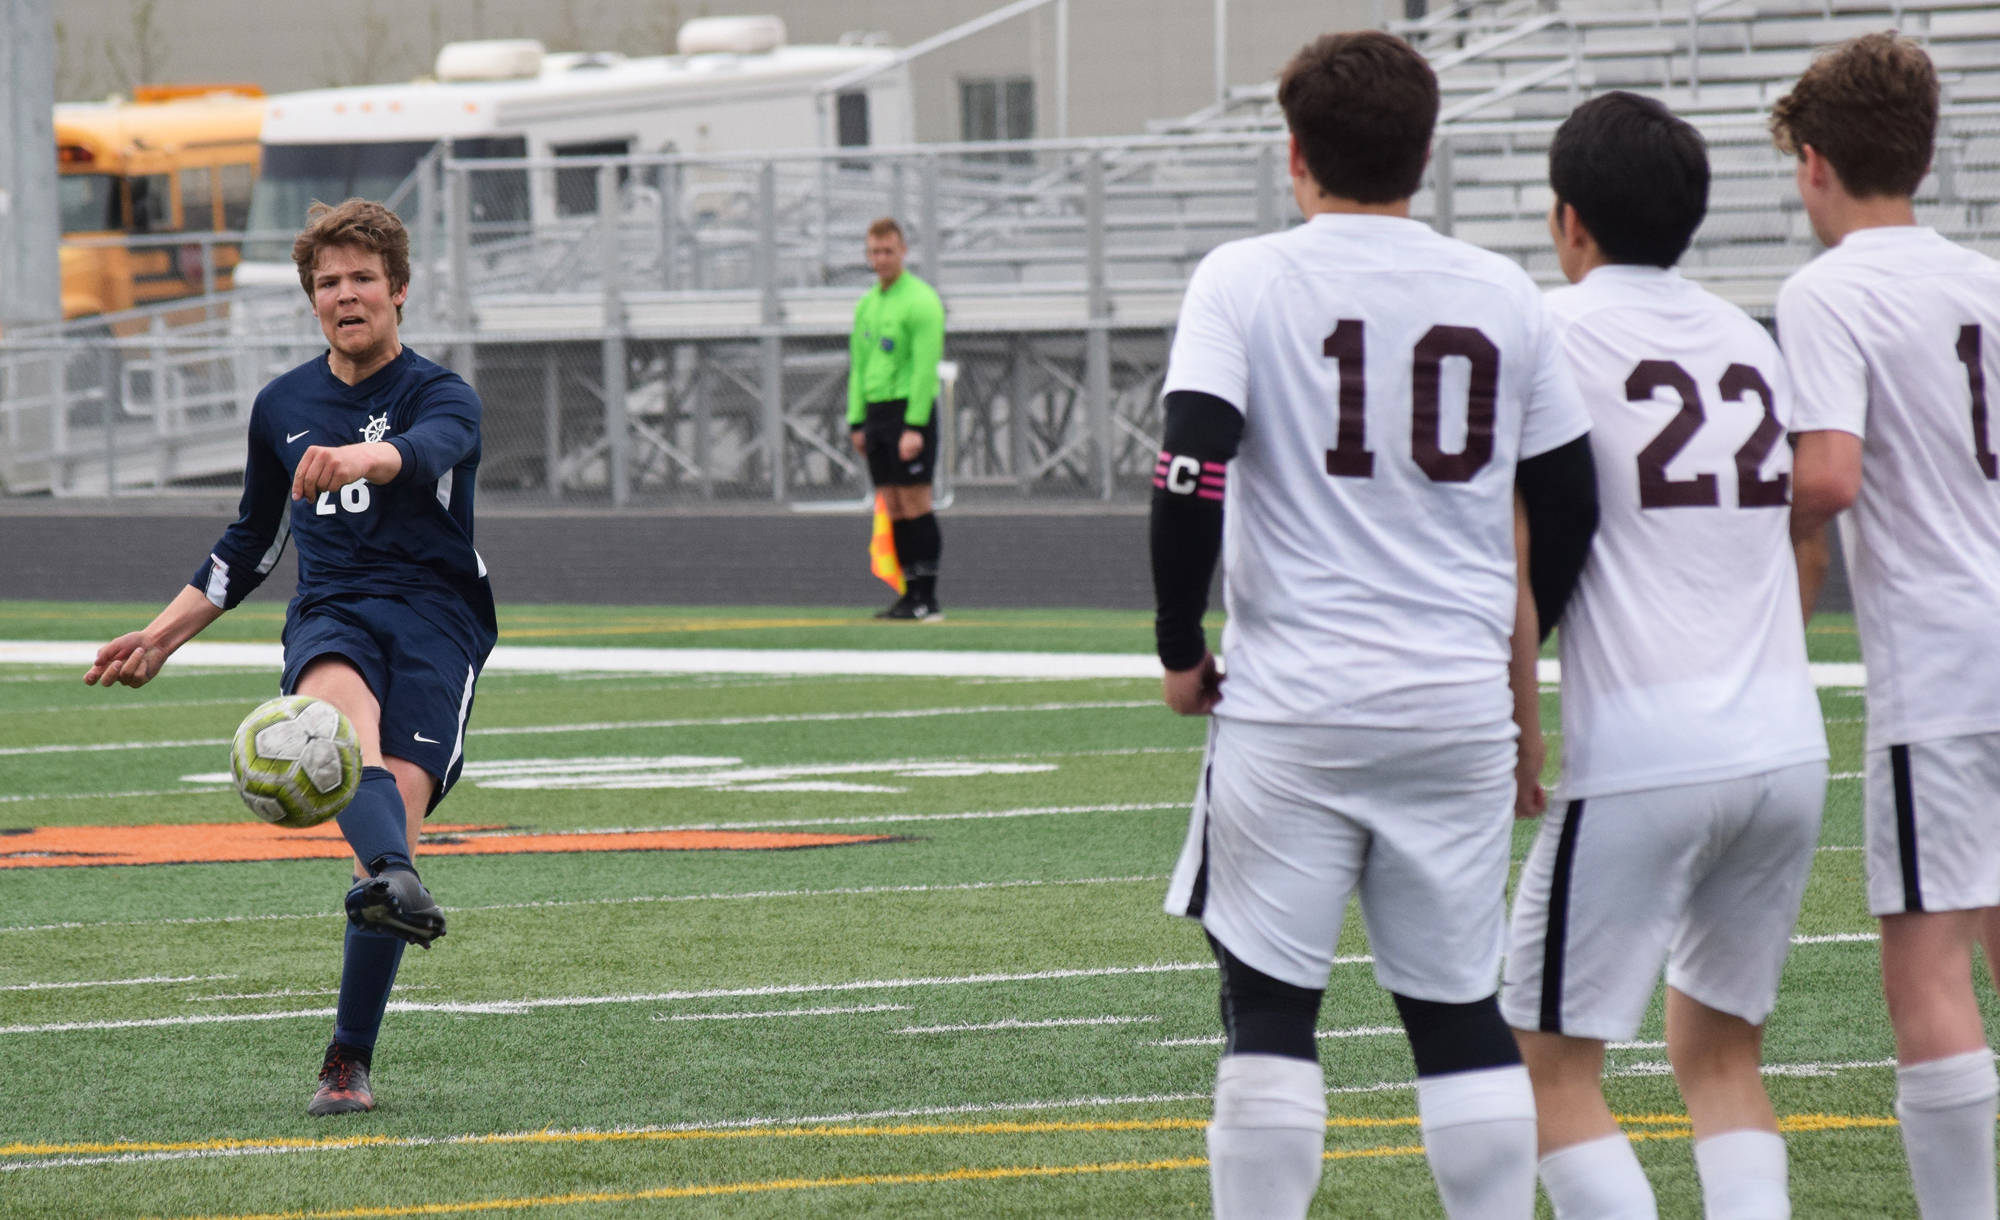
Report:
55,85,265,319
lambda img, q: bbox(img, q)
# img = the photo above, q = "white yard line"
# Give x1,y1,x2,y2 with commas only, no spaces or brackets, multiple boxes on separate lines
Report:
0,872,1170,936
0,642,1872,688
0,700,1158,759
894,1016,1161,1034
653,1004,911,1022
0,973,232,992
0,961,1222,1035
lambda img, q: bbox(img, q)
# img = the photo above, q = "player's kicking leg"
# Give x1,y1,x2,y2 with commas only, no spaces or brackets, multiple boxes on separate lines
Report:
290,651,445,1116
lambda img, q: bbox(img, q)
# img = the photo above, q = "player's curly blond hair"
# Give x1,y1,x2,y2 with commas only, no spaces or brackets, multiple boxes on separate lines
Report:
291,198,412,321
1770,32,1937,199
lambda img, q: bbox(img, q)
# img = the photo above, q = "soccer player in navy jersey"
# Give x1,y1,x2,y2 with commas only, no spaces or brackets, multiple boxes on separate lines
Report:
85,198,496,1117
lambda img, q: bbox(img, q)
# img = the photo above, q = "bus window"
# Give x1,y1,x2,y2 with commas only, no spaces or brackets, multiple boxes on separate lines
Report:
129,174,172,233
219,162,253,229
180,167,216,231
59,174,120,233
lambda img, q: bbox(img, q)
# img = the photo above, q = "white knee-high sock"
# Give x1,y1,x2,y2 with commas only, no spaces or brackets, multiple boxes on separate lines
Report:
1416,1065,1538,1220
1693,1129,1789,1220
1207,1053,1326,1220
1896,1048,1998,1220
1538,1132,1657,1220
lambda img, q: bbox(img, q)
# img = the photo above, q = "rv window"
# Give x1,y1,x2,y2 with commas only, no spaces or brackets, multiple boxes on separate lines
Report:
58,174,121,234
181,167,216,231
129,174,172,234
246,141,435,256
961,77,1035,162
554,140,630,217
454,136,530,228
837,92,869,148
219,163,253,230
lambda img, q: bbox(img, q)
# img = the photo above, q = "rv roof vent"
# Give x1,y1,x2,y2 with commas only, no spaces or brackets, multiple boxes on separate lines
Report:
435,40,546,83
678,16,785,56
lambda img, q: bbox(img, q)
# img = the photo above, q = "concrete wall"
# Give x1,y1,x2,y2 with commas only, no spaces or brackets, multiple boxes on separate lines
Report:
56,0,1373,141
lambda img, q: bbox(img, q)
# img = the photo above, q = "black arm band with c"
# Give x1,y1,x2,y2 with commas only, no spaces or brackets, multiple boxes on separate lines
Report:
1515,434,1600,641
1151,390,1244,671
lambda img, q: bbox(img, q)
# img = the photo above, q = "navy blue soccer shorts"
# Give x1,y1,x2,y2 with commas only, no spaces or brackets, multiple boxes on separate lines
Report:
280,595,491,812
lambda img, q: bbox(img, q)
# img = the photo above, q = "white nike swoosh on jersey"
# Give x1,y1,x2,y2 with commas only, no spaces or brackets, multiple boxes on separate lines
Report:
286,430,311,443
413,732,440,743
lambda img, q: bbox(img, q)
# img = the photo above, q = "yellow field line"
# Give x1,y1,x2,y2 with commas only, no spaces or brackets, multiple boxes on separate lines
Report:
6,1111,1897,1162
141,1118,1909,1220
158,1149,1453,1220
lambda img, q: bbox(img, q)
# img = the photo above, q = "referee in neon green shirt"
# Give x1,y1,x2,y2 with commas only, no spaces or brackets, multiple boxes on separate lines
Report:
849,216,948,620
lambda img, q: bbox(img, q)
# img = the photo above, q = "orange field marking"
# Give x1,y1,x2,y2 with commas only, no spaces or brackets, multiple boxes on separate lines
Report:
0,822,894,868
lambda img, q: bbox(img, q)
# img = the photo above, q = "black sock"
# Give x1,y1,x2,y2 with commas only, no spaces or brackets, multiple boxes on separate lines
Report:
890,519,919,598
902,513,941,600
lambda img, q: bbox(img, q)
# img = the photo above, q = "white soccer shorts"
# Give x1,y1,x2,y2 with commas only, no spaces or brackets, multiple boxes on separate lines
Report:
1500,761,1826,1042
1865,732,2000,916
1164,716,1518,1000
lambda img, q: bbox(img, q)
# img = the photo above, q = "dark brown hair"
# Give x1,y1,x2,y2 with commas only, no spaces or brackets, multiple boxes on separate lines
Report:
1770,32,1937,199
292,198,412,318
1278,31,1438,204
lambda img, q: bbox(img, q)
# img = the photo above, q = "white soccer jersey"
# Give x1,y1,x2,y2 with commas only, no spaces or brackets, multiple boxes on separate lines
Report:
1778,227,2000,749
1548,266,1826,797
1164,213,1591,729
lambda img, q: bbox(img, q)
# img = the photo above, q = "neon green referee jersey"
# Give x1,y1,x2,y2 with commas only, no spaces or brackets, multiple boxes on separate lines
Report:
848,271,946,427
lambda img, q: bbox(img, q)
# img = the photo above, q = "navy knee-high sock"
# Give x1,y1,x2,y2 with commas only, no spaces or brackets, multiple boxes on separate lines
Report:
335,766,411,875
332,922,406,1051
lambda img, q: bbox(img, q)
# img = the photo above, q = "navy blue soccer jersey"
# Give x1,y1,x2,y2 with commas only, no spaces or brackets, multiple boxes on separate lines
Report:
194,347,496,645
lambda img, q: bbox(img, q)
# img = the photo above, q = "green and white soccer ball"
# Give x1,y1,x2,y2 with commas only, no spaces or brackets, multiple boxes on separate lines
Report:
230,695,362,828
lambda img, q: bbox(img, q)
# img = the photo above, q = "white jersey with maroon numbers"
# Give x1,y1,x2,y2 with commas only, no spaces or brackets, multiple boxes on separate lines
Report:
1163,213,1591,730
1548,266,1826,798
1778,227,2000,750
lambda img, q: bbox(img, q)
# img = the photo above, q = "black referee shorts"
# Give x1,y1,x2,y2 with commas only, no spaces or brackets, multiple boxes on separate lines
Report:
861,399,936,487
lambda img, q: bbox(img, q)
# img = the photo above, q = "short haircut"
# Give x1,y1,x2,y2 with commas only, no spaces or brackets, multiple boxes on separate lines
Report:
1277,31,1438,205
1770,32,1937,199
1549,92,1710,268
291,198,412,317
866,216,905,242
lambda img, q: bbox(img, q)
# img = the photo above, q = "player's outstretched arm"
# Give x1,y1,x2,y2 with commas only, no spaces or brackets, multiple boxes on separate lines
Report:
291,441,403,502
85,585,226,689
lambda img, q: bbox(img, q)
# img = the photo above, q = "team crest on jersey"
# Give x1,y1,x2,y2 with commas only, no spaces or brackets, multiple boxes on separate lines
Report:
360,413,390,443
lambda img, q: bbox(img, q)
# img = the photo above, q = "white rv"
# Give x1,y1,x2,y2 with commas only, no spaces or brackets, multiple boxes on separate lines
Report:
239,16,910,278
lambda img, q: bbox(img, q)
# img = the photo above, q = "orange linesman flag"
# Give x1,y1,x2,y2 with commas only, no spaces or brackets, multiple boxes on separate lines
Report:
869,492,905,593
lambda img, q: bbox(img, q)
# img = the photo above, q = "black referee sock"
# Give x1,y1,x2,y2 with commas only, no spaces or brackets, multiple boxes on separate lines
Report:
901,513,942,600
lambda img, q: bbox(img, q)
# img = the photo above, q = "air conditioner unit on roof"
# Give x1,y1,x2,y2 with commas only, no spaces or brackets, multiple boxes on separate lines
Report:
435,40,546,83
678,16,786,56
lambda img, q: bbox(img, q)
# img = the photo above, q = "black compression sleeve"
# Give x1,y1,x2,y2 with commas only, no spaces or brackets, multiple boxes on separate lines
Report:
1151,391,1244,671
1516,434,1599,641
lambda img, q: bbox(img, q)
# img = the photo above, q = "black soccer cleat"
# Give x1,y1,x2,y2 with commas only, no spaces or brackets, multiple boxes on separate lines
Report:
885,595,943,622
873,591,915,620
345,863,446,948
307,1041,375,1116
